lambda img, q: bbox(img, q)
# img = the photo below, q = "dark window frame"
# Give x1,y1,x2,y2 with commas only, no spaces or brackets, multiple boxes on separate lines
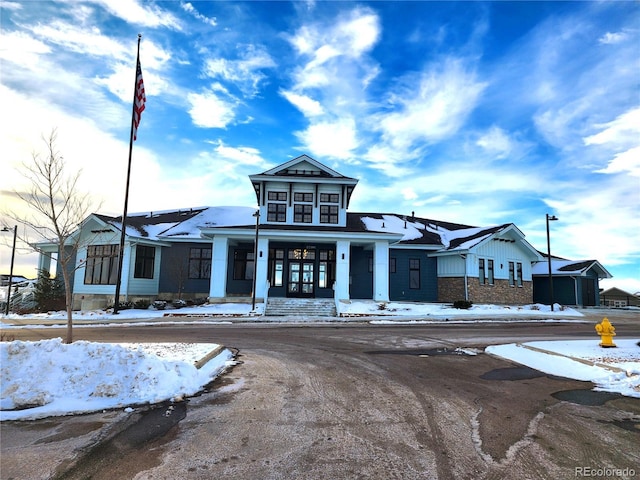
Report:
233,249,254,281
84,244,119,285
189,247,212,279
409,258,420,289
134,245,155,279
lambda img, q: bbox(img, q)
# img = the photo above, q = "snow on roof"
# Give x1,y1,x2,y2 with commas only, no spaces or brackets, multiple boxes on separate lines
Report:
106,207,257,240
531,259,611,277
358,214,508,251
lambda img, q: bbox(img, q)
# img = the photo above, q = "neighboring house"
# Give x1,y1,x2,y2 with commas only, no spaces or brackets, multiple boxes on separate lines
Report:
532,259,612,307
35,155,610,311
599,287,640,308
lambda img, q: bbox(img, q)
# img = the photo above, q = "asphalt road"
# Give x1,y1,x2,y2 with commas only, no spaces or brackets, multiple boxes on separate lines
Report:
1,312,639,480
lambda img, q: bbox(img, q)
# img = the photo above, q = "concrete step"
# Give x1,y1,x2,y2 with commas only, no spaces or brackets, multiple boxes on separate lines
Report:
266,298,337,317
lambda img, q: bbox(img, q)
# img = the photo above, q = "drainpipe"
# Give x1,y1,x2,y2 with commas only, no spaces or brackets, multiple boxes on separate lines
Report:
461,254,468,301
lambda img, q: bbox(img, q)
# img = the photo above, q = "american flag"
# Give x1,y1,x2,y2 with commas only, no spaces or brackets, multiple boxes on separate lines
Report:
133,59,146,141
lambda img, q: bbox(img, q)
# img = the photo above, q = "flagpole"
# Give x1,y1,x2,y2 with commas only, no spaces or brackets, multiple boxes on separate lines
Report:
113,34,142,314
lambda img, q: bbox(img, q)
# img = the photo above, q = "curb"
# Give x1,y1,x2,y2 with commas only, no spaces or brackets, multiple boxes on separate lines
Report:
516,343,628,374
194,345,227,369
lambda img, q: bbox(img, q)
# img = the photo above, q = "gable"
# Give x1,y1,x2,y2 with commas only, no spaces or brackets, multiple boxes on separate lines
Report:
259,154,351,179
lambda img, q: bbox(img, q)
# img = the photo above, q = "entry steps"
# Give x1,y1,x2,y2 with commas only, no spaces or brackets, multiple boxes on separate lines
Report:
265,298,337,317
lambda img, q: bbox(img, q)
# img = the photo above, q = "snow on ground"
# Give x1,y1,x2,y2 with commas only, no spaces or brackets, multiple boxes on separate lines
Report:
0,339,235,421
0,302,638,422
0,301,583,325
487,339,640,398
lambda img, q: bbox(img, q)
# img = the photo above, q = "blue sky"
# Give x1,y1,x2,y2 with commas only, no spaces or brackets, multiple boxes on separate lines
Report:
0,1,639,293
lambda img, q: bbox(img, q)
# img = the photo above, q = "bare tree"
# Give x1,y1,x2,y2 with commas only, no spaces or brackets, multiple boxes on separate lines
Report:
6,129,96,343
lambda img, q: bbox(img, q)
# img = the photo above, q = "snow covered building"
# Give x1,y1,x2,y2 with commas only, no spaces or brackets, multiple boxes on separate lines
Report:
36,155,610,311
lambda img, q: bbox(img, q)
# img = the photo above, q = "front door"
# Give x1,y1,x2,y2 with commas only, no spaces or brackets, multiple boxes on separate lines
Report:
288,262,314,297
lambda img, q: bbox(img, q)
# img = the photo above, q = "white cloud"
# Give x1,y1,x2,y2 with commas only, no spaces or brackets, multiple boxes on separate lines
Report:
595,146,640,177
0,30,51,68
212,141,269,167
187,90,236,128
296,118,358,159
181,2,217,27
28,21,128,58
378,59,486,148
280,90,324,117
475,126,514,159
87,0,182,30
203,45,276,97
599,31,629,45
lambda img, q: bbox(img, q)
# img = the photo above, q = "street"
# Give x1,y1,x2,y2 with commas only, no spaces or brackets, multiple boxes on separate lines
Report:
1,314,639,479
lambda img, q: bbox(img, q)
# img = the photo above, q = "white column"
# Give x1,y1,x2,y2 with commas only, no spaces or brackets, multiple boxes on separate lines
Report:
335,240,351,301
254,237,269,300
37,252,52,274
209,236,229,299
373,240,390,302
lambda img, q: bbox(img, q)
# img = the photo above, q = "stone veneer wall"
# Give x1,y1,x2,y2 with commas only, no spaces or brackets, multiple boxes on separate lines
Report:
438,277,533,305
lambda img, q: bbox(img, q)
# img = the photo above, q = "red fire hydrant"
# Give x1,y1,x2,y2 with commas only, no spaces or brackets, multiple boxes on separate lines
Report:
595,317,616,348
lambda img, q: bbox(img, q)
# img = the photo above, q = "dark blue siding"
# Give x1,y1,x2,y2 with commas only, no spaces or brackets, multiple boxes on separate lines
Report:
350,247,372,299
389,250,437,302
158,243,212,296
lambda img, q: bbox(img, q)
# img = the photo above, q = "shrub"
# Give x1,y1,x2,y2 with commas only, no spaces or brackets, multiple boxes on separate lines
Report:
453,300,473,310
134,299,150,309
33,269,65,312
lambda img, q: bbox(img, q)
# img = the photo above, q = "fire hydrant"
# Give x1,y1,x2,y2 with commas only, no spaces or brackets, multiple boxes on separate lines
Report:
595,317,616,348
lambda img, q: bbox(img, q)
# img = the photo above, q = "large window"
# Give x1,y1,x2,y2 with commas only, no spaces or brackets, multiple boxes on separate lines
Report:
318,249,336,288
409,258,420,289
479,258,494,285
487,259,494,284
294,204,313,223
294,192,313,223
509,261,515,286
320,193,339,224
268,249,284,287
517,262,523,287
84,244,119,285
134,245,155,279
189,247,211,279
267,191,287,222
233,250,254,280
479,259,485,284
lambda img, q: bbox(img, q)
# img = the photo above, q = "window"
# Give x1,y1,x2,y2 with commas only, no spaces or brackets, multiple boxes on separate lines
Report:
267,192,287,222
233,250,254,280
84,244,119,285
509,262,515,286
389,258,396,274
189,248,211,279
268,191,287,201
479,258,494,285
318,249,336,288
409,258,420,289
134,245,155,279
294,204,313,223
293,192,313,223
268,249,284,287
294,192,313,202
320,193,339,203
320,205,338,224
488,259,494,284
517,262,523,287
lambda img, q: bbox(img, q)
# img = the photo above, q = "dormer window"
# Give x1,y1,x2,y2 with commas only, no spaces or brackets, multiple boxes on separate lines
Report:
320,193,339,224
267,191,287,222
293,192,313,223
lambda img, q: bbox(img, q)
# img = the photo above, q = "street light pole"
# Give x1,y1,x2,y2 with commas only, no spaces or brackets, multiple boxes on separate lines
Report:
546,214,558,312
2,225,17,316
251,210,260,311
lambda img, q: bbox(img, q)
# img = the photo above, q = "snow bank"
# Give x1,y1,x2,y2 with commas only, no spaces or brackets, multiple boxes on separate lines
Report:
0,339,234,421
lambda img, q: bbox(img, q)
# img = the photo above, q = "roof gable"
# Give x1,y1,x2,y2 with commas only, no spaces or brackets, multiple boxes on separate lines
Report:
532,259,613,278
259,154,352,179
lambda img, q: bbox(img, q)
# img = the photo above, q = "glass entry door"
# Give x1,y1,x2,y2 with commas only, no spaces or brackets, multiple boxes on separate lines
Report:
288,262,314,297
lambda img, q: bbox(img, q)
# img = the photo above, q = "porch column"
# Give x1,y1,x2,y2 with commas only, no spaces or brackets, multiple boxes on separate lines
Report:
37,251,52,274
335,240,351,301
209,236,229,299
373,240,390,302
254,237,269,301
